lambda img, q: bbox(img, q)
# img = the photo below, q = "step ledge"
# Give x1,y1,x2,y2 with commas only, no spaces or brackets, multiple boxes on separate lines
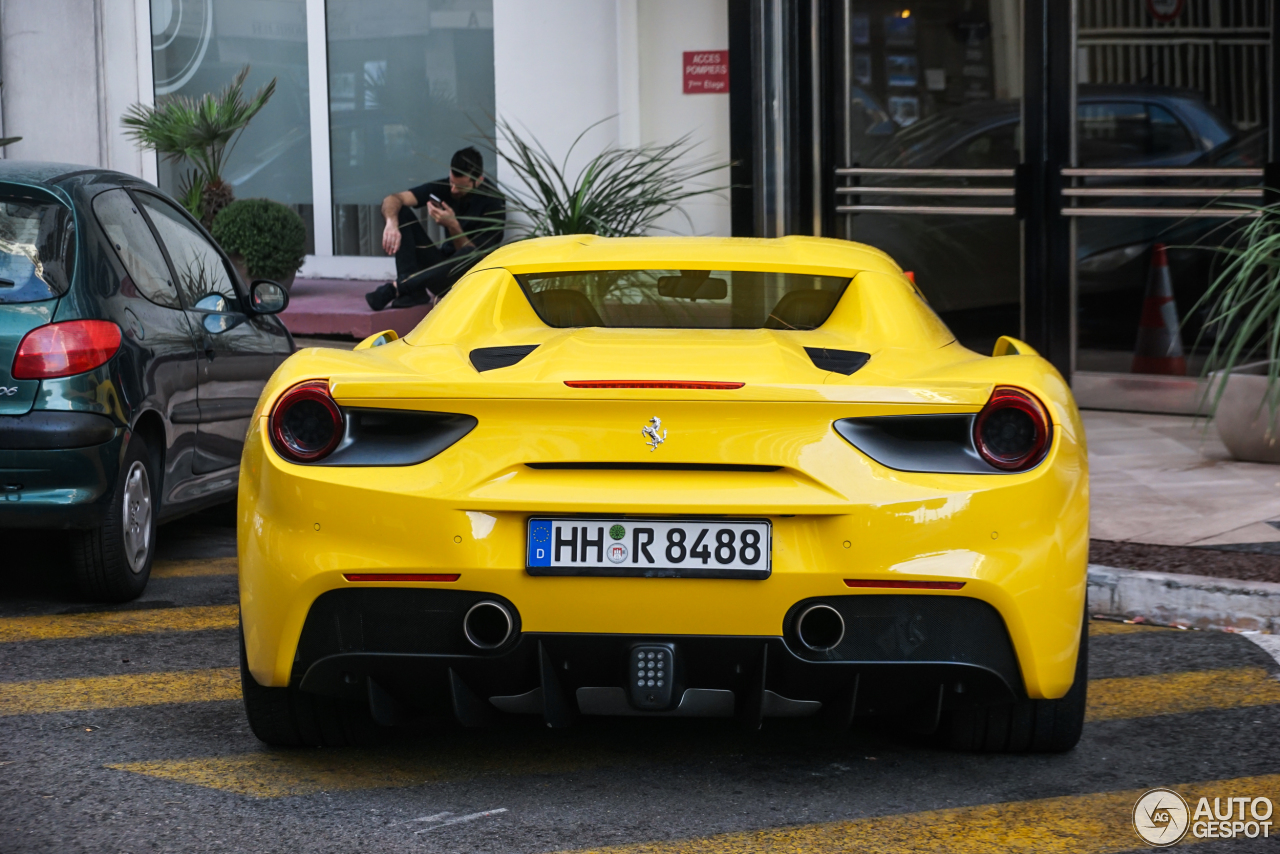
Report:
1087,563,1280,634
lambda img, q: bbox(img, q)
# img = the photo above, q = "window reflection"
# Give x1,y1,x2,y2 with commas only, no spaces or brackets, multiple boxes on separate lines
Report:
326,0,496,257
151,0,314,251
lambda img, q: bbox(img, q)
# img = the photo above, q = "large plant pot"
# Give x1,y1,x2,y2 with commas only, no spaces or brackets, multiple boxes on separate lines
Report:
1212,361,1280,463
230,253,297,293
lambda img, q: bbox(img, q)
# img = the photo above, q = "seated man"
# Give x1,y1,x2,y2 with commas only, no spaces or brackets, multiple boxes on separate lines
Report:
365,146,505,311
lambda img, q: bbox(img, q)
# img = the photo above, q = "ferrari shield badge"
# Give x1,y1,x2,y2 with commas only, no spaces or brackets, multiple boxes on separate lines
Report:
642,416,667,451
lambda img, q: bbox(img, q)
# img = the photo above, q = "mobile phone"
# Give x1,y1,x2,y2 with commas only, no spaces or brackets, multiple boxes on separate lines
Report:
428,193,443,205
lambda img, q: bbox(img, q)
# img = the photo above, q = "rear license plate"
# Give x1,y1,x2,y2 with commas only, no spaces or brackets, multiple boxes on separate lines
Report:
526,518,771,579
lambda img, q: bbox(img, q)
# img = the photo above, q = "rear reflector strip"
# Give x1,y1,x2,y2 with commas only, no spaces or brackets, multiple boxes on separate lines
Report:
844,579,966,590
343,573,460,583
564,380,745,389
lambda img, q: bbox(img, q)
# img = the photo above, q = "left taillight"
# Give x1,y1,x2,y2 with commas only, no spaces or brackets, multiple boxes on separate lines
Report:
12,320,122,380
973,386,1052,471
269,380,344,463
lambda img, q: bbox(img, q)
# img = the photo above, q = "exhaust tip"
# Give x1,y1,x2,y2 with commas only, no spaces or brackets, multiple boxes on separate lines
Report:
464,601,514,649
797,604,845,651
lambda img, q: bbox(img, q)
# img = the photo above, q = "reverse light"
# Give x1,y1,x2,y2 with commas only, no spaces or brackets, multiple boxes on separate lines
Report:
269,380,344,462
564,380,744,389
12,320,122,379
973,386,1051,471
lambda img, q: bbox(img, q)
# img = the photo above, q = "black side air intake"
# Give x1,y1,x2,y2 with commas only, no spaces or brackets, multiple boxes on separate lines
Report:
314,409,477,467
470,345,539,372
805,347,870,375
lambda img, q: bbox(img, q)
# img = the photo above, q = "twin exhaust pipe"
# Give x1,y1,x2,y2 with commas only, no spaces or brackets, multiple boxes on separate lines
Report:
796,603,845,652
464,600,515,649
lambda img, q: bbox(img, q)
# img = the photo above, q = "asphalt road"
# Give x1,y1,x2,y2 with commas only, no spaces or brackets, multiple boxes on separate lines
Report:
2,507,1279,853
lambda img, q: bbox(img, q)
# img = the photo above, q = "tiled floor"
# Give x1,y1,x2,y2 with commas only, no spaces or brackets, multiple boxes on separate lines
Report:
1085,409,1280,546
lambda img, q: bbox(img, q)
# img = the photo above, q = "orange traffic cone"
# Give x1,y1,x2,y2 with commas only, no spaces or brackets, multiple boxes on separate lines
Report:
1131,244,1187,375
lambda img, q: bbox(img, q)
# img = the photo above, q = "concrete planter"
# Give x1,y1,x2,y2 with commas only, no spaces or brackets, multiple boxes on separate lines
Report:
1211,361,1280,463
230,253,297,293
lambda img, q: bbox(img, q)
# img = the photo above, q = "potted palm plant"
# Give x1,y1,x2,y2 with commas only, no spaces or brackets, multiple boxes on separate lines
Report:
122,66,275,226
1191,203,1280,462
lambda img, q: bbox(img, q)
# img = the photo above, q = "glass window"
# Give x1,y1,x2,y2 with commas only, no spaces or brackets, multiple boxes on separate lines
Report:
152,0,313,247
136,194,240,310
327,0,495,256
518,271,851,330
1078,102,1196,165
937,123,1021,169
92,190,181,309
0,191,75,305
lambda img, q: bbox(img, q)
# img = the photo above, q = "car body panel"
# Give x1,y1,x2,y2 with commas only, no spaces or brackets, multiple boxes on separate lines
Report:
0,162,290,531
239,235,1090,708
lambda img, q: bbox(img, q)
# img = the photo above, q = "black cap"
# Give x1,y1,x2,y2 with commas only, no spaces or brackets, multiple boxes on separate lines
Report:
450,147,483,180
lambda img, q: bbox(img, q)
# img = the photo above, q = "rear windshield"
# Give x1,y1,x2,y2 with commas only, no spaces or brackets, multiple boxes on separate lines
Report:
0,195,76,304
518,270,851,329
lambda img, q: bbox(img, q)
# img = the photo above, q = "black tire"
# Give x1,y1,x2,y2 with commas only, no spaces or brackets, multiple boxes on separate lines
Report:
71,432,158,602
239,626,379,747
940,614,1088,753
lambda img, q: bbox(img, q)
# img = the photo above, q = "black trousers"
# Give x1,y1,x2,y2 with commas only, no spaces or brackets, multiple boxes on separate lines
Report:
392,207,477,307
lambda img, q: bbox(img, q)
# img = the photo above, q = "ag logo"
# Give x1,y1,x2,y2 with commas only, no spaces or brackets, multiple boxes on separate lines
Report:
0,386,17,396
1134,788,1190,847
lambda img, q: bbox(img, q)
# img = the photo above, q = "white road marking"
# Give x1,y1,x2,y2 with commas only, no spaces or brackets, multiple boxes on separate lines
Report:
413,808,508,834
1244,633,1280,667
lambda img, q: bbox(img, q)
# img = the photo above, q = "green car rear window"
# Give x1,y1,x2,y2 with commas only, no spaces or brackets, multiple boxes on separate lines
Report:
0,193,76,304
517,270,851,329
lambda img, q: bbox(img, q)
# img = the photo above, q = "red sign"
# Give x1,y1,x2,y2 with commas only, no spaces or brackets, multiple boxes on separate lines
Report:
683,51,729,94
1145,0,1185,22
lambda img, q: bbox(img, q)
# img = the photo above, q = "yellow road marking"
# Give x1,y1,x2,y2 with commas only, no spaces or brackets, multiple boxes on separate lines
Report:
1088,620,1172,636
110,744,602,798
151,557,237,578
0,668,239,717
553,774,1280,854
1087,667,1280,722
0,605,238,643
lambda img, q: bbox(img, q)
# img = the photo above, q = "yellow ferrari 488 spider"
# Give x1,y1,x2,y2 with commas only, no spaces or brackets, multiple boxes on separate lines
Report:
238,235,1089,752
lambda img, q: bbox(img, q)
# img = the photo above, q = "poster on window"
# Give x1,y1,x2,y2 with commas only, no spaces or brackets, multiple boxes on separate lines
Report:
851,14,870,46
853,54,873,86
886,55,918,88
888,96,920,127
884,14,916,47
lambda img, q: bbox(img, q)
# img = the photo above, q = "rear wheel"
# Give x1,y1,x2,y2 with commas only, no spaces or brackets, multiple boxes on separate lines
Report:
940,615,1088,754
239,626,378,747
71,433,157,602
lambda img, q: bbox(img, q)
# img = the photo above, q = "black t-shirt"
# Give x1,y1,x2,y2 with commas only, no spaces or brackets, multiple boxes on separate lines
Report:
407,178,505,254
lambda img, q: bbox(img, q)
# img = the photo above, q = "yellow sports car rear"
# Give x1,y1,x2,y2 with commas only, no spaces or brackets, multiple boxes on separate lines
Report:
237,235,1089,752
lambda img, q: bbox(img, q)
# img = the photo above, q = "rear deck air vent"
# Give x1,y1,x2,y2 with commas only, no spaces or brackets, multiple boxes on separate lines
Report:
805,347,870,375
470,345,539,372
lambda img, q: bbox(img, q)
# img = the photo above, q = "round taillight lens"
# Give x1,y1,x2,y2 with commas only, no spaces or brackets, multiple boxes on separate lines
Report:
269,380,343,463
973,386,1051,471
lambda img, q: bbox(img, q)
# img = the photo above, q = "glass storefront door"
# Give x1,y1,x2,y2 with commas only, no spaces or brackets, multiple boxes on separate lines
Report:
1065,0,1270,413
834,0,1026,357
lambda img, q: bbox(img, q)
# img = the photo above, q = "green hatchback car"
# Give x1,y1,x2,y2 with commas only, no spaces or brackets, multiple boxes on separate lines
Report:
0,162,293,601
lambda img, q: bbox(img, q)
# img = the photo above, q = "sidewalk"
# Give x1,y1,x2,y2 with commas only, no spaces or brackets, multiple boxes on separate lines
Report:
1084,409,1280,547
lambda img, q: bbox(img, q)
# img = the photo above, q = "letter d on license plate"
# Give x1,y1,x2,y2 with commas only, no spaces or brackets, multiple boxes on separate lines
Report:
526,518,771,579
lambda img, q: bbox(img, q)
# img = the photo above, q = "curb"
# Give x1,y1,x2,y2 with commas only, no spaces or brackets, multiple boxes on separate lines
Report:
1087,564,1280,634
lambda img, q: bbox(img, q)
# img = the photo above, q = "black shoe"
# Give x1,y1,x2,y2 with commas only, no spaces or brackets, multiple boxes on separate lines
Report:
365,282,396,311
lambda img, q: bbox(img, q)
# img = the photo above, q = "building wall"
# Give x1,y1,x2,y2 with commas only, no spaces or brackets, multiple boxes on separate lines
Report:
0,0,152,177
492,0,730,238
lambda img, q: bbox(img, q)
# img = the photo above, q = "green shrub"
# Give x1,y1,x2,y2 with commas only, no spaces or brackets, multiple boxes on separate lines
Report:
211,199,306,280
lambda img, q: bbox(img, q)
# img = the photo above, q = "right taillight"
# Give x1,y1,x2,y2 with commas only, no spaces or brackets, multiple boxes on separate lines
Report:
269,380,344,463
973,386,1051,472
